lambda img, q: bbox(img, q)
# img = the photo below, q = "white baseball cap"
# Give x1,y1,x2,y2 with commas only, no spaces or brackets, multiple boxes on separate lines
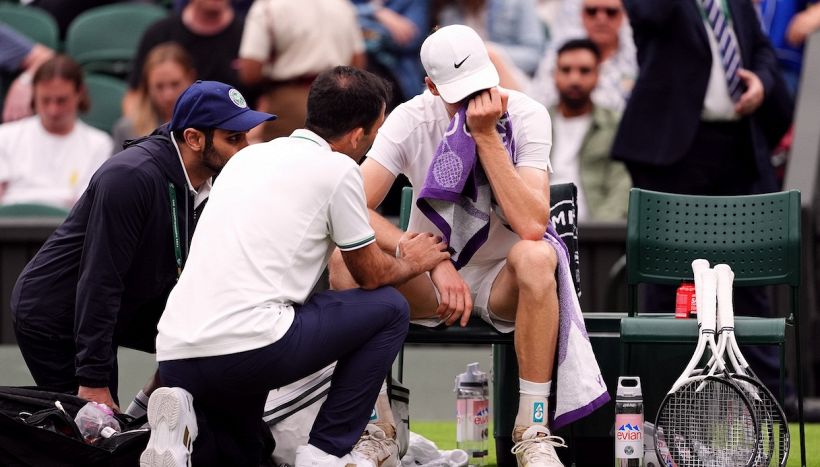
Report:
420,25,500,104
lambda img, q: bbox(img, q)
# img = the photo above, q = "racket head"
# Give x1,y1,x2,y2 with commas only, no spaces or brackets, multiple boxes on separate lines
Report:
730,373,790,467
655,375,759,467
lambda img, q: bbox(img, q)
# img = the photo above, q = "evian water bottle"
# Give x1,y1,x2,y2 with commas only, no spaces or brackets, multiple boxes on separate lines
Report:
455,362,489,466
615,376,643,467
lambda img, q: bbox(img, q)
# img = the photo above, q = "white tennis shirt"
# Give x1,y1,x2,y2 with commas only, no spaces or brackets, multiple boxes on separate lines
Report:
156,129,375,361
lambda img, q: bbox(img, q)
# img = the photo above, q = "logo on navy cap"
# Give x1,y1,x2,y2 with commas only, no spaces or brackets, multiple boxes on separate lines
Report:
228,89,247,109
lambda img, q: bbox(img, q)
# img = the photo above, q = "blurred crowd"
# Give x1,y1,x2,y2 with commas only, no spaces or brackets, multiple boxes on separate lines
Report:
1,0,817,218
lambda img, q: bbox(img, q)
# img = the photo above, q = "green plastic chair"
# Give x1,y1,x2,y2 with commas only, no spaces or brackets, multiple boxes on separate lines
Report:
0,4,59,49
619,188,806,467
0,203,69,217
64,3,167,77
82,73,127,134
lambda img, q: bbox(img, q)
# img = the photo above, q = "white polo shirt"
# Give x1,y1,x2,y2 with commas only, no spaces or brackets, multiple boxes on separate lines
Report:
367,89,552,265
156,129,375,361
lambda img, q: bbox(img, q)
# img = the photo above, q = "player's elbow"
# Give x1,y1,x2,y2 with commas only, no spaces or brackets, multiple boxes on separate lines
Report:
517,221,548,241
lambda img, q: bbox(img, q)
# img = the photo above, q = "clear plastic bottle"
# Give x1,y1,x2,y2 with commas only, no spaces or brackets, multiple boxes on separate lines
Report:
615,377,643,467
455,362,489,466
74,401,121,444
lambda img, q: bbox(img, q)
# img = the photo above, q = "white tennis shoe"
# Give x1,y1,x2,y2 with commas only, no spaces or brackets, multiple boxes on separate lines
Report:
511,425,566,467
139,387,198,467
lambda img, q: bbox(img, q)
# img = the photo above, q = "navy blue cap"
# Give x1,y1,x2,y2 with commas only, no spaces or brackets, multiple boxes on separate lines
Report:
170,80,276,132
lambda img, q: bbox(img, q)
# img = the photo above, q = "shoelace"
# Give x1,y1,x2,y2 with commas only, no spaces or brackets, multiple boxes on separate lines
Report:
511,433,567,464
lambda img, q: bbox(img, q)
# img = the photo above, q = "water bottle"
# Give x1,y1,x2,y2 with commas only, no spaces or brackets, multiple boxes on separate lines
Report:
455,362,489,466
615,376,643,467
74,401,121,444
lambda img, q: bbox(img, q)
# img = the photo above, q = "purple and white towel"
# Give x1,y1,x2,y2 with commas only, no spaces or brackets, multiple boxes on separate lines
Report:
417,107,609,428
416,106,515,269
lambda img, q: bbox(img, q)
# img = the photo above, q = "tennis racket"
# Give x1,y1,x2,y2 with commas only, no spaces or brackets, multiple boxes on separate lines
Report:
655,267,760,467
713,263,790,467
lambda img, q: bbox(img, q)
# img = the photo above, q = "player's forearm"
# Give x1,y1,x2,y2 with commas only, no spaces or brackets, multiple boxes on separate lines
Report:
473,133,549,239
368,208,405,253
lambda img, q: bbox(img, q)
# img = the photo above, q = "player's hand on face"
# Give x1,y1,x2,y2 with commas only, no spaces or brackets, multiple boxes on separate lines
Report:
78,386,120,413
430,261,473,327
466,87,508,137
397,231,450,274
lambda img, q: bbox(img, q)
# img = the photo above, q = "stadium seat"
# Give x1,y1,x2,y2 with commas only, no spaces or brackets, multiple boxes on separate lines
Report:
619,188,806,467
82,73,127,134
0,203,68,217
64,3,167,78
0,4,59,49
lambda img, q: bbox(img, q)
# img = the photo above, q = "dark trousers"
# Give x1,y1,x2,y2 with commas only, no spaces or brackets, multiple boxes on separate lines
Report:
158,287,409,467
626,120,788,398
13,323,119,401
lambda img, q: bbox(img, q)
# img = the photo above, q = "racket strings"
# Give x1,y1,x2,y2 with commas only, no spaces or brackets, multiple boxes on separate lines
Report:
657,379,757,467
740,379,790,467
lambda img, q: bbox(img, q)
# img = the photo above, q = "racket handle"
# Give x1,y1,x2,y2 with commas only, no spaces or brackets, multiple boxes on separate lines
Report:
715,264,735,329
700,269,717,332
692,259,710,324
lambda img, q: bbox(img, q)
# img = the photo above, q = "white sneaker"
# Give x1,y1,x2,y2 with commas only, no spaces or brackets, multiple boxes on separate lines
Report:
294,443,361,467
350,423,399,467
139,387,198,467
511,425,567,467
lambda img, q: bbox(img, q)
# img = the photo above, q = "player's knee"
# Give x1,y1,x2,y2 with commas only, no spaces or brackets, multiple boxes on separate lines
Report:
508,240,558,279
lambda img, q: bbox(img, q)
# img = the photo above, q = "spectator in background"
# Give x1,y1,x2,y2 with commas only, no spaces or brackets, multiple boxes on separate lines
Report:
124,0,244,117
236,0,365,142
0,55,111,209
529,0,636,111
434,0,545,82
1,23,55,123
353,0,430,107
548,39,629,222
758,0,817,93
173,0,254,17
112,42,195,152
787,2,820,47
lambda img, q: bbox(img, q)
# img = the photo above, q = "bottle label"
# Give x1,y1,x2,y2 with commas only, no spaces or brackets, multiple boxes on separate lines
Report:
614,413,643,459
456,398,489,444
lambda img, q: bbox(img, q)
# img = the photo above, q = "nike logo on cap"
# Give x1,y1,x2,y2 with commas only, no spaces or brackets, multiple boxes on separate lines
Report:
454,55,470,68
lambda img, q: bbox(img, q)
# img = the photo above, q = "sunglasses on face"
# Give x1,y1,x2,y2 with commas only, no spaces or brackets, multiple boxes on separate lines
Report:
583,6,622,18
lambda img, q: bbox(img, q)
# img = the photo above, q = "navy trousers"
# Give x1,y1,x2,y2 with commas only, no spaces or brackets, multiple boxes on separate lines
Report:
158,287,409,467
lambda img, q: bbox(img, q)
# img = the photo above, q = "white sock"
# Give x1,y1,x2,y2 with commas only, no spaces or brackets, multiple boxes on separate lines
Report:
515,379,551,427
125,389,149,418
369,381,395,429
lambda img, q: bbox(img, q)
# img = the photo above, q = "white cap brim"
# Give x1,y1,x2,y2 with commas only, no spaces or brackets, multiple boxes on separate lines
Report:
434,64,500,104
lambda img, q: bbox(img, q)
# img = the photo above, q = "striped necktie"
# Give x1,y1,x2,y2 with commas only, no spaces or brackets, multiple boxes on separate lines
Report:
701,0,744,101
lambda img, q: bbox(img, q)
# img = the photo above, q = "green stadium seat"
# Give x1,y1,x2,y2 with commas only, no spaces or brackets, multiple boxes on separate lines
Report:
82,73,127,134
0,4,59,49
619,188,806,467
64,3,167,78
0,203,68,218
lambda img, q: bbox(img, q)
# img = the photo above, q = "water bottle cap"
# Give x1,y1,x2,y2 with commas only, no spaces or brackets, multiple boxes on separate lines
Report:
616,376,642,398
454,362,488,391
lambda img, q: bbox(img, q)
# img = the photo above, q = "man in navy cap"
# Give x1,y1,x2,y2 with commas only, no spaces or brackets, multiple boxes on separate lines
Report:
10,81,275,412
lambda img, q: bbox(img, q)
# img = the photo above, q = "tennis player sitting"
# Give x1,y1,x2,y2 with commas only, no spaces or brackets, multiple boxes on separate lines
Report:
329,25,609,467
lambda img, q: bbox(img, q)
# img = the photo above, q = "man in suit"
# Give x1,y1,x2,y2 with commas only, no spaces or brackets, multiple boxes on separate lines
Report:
613,0,782,195
611,0,795,414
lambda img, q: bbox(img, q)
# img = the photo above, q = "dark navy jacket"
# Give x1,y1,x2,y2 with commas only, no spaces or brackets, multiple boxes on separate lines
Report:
11,124,198,387
612,0,782,191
